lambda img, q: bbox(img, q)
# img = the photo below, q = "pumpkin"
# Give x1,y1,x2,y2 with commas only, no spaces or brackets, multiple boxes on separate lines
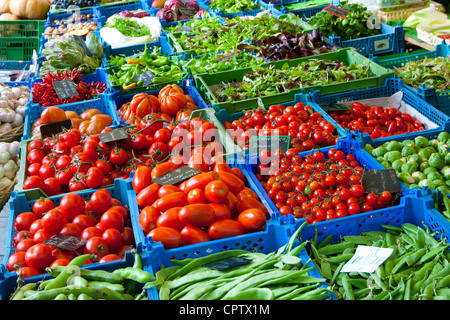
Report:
0,13,20,37
10,0,50,20
0,0,11,13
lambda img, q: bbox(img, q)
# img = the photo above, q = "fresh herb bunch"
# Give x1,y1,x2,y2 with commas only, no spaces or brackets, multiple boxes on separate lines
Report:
393,57,450,92
213,59,374,103
107,17,153,37
170,15,305,55
208,0,262,13
309,3,380,41
183,50,264,74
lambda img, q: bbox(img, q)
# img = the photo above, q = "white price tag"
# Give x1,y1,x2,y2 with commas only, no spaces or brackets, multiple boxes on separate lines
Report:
341,245,394,273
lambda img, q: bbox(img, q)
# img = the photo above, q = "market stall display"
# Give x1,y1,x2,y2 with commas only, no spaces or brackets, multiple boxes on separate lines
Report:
0,0,450,303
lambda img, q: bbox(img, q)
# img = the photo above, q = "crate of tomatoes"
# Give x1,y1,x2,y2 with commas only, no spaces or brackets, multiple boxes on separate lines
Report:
3,178,139,281
246,135,406,224
307,78,450,143
23,93,121,140
129,158,279,252
217,94,342,156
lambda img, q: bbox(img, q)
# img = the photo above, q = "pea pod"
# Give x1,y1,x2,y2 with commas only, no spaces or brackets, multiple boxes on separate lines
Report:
10,283,36,300
44,254,93,291
113,267,154,284
88,281,126,293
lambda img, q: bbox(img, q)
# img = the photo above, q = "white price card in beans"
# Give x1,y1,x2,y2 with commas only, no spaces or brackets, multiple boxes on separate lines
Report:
341,245,394,273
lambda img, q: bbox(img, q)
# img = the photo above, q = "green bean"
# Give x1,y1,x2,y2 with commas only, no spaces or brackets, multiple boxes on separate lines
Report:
289,287,330,300
50,266,124,284
437,274,450,288
341,274,354,300
421,283,434,300
226,288,275,300
88,281,125,293
330,261,345,287
381,224,403,233
403,277,412,300
201,273,254,300
78,293,91,300
44,254,92,290
23,288,67,300
179,283,218,300
348,278,368,289
362,231,387,238
66,287,134,300
317,242,354,256
342,235,375,245
23,290,38,298
255,268,313,287
167,250,249,281
371,290,389,300
276,284,322,300
391,251,416,274
112,267,154,284
326,254,354,264
320,260,332,280
70,276,88,289
67,293,77,300
54,293,68,300
405,248,427,266
270,285,300,299
165,268,223,290
10,283,36,300
317,234,333,249
418,246,448,264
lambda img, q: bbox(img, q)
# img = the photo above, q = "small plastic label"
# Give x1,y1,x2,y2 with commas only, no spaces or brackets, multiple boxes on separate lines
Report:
203,256,252,271
52,80,79,99
249,135,290,156
152,166,202,186
363,169,401,194
133,70,155,87
319,103,351,112
44,233,87,251
341,245,394,273
323,5,349,18
373,39,390,51
99,128,128,143
40,119,72,139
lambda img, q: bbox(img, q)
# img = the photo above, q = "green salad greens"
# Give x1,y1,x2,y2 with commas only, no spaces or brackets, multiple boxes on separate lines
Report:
208,0,262,13
107,17,153,37
212,59,374,103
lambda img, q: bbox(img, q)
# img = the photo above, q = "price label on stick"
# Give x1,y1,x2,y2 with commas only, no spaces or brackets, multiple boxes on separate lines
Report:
40,119,72,139
363,169,401,194
323,5,349,18
99,128,128,144
44,233,87,251
319,103,351,112
52,80,79,100
179,7,197,17
133,70,155,87
249,135,290,156
152,166,202,186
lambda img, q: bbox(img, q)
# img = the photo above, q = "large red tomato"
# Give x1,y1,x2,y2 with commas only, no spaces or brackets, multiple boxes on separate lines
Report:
24,243,53,271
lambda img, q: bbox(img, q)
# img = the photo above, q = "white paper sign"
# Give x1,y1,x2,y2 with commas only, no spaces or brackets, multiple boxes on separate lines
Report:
341,245,394,273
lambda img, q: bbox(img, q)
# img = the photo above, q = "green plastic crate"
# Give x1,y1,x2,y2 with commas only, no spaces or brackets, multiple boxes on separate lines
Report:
194,47,395,114
0,20,46,38
0,37,40,61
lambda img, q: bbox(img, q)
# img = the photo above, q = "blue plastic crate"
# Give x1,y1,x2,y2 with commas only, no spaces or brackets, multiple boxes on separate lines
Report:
94,0,152,19
270,1,405,57
127,160,282,255
22,91,121,140
245,134,407,224
102,35,175,67
30,67,112,108
295,189,450,249
0,249,157,300
147,0,213,29
270,0,340,17
0,61,34,84
351,121,450,198
2,178,144,278
143,221,330,300
370,43,450,117
45,7,100,27
105,78,208,121
306,78,450,142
